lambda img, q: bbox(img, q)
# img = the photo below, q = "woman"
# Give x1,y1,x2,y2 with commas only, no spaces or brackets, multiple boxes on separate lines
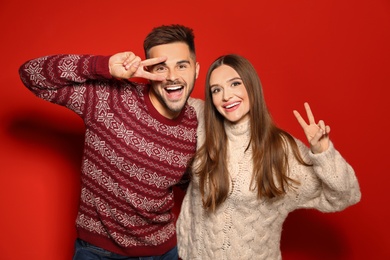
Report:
176,54,361,260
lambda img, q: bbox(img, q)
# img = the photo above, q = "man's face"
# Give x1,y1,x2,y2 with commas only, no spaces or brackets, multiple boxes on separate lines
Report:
147,42,199,119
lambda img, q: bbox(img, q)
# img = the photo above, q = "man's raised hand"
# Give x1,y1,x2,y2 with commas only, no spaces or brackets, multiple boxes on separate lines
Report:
109,52,167,81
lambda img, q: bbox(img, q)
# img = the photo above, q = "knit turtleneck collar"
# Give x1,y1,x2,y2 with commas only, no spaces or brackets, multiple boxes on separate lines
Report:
224,118,251,142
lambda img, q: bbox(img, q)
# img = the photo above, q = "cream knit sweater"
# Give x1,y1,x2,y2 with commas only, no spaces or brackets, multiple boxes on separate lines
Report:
177,118,361,260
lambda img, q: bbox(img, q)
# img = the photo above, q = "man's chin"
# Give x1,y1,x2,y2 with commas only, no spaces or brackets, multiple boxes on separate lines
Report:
167,101,186,114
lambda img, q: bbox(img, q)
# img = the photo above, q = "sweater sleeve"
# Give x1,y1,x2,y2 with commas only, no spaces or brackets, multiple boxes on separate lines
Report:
187,98,204,121
19,54,112,115
187,97,205,149
176,97,205,191
291,140,361,212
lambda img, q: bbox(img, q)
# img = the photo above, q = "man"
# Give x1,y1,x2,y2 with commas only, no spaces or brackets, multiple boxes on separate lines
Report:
19,24,203,260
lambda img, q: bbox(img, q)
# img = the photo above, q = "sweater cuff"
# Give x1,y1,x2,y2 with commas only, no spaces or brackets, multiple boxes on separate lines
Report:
92,55,112,79
308,141,335,165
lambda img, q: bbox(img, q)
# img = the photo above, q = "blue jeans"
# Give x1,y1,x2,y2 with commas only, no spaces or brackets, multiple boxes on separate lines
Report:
73,239,178,260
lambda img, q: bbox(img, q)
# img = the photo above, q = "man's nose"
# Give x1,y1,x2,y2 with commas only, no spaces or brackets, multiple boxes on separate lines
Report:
166,69,180,82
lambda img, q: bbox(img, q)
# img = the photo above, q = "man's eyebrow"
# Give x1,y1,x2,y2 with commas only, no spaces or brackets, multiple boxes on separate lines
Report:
151,60,190,67
177,60,191,65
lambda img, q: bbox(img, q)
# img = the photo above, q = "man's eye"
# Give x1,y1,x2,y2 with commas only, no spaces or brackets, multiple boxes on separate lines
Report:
152,66,166,73
178,64,188,70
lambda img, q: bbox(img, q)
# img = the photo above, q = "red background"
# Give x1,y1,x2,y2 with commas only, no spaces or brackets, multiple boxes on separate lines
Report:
1,0,389,259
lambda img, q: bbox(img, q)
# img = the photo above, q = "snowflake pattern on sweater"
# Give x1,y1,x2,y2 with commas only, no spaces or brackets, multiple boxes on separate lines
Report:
19,54,201,256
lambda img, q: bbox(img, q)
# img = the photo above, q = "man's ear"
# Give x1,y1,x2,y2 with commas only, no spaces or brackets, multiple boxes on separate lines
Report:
195,62,200,79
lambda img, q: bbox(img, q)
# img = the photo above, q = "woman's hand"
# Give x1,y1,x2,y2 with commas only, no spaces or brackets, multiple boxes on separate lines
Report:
293,102,330,154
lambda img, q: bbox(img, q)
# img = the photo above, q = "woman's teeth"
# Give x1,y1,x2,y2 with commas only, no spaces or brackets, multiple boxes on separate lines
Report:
226,102,240,109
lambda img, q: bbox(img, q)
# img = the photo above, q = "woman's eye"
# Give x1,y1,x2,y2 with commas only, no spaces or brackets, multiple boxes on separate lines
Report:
232,81,242,87
211,88,221,94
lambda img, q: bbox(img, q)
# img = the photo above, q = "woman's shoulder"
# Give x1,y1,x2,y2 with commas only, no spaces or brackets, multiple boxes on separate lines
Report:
187,97,204,117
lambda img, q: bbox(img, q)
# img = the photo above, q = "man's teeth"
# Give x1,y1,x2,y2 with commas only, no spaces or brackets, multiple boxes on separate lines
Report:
226,102,240,109
166,86,182,91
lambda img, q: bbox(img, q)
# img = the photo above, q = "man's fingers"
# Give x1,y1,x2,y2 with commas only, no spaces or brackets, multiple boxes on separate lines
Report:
141,56,167,67
122,53,138,66
147,73,165,81
136,70,165,81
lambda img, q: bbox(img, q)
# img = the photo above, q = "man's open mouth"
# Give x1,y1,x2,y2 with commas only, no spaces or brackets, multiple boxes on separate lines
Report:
165,85,184,94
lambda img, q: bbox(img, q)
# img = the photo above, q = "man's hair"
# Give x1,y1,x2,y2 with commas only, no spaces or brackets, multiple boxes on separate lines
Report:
143,24,196,59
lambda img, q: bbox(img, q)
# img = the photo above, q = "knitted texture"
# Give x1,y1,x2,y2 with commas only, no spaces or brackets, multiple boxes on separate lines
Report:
19,54,202,256
177,119,361,260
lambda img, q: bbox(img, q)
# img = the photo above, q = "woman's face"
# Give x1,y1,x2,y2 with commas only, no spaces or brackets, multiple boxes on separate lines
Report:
209,65,250,124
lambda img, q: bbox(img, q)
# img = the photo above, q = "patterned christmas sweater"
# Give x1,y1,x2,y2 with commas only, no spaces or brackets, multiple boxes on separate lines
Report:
19,54,202,256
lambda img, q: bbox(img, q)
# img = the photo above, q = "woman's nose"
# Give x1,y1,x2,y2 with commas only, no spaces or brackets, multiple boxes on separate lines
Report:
222,89,233,101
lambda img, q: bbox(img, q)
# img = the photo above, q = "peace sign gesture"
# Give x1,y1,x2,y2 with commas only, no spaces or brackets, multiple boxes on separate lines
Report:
293,102,330,154
109,51,167,81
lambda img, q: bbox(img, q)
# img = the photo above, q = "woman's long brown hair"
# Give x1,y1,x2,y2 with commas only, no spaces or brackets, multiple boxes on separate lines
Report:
196,54,310,212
